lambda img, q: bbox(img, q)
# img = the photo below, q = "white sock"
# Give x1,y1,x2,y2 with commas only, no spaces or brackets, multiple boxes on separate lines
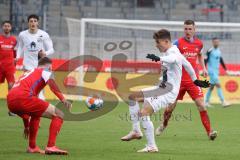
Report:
141,115,156,147
129,100,141,133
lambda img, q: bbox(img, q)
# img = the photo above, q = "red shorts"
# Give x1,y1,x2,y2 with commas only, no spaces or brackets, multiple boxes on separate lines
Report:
7,92,49,117
0,65,15,84
177,81,203,101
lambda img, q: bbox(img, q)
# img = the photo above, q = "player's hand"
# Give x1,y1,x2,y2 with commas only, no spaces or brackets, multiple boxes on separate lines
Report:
146,54,160,62
62,99,72,111
38,50,46,59
23,127,29,140
194,79,210,88
202,69,208,78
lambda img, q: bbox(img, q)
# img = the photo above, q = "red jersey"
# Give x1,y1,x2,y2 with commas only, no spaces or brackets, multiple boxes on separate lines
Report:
0,35,17,65
173,37,203,82
12,68,52,97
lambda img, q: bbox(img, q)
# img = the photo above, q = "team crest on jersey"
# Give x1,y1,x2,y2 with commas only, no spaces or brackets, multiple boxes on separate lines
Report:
30,42,36,49
28,41,38,52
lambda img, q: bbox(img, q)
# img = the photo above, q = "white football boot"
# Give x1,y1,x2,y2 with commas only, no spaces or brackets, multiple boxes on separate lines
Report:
137,145,159,153
121,130,143,141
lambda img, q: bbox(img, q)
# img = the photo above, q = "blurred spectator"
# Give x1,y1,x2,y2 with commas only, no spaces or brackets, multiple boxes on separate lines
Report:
137,0,154,7
228,0,238,10
84,0,91,7
220,4,224,22
105,0,112,7
63,0,71,6
207,0,217,9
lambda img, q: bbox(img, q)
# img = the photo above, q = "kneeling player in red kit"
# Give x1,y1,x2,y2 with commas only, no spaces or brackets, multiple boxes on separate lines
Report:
7,57,71,155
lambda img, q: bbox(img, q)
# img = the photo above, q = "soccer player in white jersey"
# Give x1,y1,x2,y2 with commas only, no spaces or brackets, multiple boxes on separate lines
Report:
16,14,54,99
121,29,210,153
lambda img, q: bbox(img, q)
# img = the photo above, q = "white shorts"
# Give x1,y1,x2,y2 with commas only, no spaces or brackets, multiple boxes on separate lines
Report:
141,85,177,113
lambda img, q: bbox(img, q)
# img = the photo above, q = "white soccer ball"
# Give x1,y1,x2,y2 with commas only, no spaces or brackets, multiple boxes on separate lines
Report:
85,96,104,111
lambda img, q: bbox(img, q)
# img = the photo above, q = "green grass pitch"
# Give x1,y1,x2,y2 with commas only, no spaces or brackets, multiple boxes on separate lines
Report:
0,99,239,160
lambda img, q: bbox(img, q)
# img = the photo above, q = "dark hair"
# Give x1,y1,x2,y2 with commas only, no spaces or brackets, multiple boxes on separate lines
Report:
212,37,219,40
153,29,171,41
1,20,12,26
184,19,195,25
38,57,52,66
27,14,39,22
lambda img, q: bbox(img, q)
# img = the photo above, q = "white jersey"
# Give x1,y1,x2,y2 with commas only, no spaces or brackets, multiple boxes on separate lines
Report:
160,45,197,94
143,45,197,112
16,29,54,70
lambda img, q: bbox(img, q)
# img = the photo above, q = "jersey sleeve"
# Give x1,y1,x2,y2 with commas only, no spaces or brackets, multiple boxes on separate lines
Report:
181,55,197,81
173,39,179,47
16,33,24,59
41,70,52,82
47,79,65,101
204,48,211,65
161,53,178,64
43,32,54,56
220,57,227,70
13,37,17,58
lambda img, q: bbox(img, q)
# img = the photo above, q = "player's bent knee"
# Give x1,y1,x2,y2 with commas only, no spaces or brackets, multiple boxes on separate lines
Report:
140,102,154,116
195,99,206,111
43,104,64,119
55,108,64,119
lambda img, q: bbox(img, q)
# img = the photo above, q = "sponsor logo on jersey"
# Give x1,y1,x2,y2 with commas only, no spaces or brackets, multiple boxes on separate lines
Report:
0,44,13,49
183,52,198,57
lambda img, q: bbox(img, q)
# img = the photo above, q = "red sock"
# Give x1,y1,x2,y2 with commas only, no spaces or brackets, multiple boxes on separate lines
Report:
29,116,40,148
47,116,63,147
199,110,211,135
163,109,173,127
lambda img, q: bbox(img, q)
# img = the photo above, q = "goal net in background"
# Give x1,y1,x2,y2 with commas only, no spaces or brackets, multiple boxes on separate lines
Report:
65,18,240,103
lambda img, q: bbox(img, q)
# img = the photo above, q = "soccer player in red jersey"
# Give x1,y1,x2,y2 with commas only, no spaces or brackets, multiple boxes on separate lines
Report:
0,20,17,90
156,20,217,140
7,57,71,155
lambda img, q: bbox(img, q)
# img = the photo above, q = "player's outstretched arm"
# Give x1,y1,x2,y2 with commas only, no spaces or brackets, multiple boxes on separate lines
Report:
146,54,160,62
193,79,210,88
146,53,177,64
198,53,208,77
181,54,210,88
16,34,24,60
47,79,72,110
181,55,197,81
43,33,54,56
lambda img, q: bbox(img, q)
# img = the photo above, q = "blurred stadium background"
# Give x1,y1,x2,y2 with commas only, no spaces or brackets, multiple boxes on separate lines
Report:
0,0,239,103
